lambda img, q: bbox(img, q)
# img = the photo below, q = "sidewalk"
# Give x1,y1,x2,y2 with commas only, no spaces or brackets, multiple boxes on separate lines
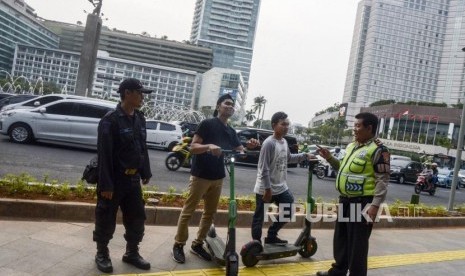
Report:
1,218,465,275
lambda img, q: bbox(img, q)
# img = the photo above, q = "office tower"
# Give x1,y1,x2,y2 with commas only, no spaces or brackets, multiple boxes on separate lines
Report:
13,44,199,109
0,0,59,77
342,0,465,125
196,67,246,120
190,0,261,86
43,20,213,74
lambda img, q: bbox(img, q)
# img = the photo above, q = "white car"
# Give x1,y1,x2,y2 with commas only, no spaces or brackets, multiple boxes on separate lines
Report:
0,98,116,149
459,169,465,188
146,120,183,151
0,94,86,112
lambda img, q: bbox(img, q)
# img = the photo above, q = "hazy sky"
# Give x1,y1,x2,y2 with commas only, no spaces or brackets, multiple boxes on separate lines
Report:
26,0,360,125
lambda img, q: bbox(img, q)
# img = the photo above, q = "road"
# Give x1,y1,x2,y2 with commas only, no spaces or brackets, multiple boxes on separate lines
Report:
0,136,464,205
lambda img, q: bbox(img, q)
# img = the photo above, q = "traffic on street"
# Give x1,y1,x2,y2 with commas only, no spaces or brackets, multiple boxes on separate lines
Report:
0,137,463,206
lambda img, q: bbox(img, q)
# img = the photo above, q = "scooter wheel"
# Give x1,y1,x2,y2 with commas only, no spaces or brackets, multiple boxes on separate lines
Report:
414,185,421,194
429,189,436,196
299,238,317,258
240,241,262,267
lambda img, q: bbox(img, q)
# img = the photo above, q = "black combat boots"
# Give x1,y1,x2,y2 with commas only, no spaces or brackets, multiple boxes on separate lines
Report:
122,243,151,270
95,243,113,273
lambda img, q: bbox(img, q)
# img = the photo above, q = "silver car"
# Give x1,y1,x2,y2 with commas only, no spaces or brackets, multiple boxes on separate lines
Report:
0,98,116,149
0,93,85,112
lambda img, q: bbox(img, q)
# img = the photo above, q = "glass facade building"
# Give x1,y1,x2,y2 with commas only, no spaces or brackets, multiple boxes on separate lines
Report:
0,0,59,76
343,0,465,125
190,0,261,86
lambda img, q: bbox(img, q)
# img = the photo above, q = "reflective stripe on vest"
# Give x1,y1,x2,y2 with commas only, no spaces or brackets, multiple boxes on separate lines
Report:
336,142,378,197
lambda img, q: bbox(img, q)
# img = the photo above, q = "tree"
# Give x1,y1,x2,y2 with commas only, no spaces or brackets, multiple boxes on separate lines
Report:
452,103,464,109
252,96,267,128
369,99,395,107
39,81,61,94
244,109,256,125
309,117,348,146
436,136,452,154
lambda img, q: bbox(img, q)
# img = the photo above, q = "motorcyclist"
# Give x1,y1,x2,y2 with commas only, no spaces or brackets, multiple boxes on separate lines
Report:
333,147,344,159
421,163,435,190
300,143,310,168
327,147,344,177
430,163,438,189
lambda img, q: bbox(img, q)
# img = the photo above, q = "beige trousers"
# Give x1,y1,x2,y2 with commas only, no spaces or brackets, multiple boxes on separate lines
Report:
174,176,223,246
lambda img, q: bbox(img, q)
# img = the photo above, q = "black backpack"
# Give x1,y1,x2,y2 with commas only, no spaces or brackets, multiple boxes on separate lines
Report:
82,155,98,184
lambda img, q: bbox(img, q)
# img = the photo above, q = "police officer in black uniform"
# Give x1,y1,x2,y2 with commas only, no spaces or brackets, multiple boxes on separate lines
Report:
93,78,152,273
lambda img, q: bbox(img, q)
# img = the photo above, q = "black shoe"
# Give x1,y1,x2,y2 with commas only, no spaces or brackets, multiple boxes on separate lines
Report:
316,271,329,276
264,236,288,245
122,252,151,270
95,253,113,273
172,243,185,263
190,243,212,261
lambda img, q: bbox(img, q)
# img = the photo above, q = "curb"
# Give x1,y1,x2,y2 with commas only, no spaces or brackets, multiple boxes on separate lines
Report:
1,198,465,228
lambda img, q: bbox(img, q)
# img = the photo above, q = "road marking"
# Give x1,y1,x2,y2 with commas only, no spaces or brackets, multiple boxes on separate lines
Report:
108,249,465,275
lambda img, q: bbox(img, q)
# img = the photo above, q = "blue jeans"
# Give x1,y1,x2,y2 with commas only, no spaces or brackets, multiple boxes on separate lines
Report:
251,190,294,241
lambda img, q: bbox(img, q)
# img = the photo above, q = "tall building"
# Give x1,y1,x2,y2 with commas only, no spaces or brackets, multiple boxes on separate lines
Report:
196,67,246,121
342,0,465,125
0,0,59,77
42,20,213,74
12,44,199,110
190,0,261,86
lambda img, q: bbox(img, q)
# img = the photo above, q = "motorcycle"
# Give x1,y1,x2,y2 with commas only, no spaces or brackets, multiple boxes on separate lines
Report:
414,173,436,196
313,161,326,179
164,136,192,171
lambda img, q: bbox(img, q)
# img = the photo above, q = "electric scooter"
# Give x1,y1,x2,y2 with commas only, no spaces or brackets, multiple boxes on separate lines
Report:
239,159,319,267
205,150,244,276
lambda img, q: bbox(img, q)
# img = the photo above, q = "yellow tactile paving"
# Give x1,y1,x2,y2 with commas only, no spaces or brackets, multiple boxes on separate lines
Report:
109,249,465,276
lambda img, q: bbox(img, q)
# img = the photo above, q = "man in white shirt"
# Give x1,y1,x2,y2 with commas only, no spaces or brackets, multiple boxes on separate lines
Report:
251,111,312,245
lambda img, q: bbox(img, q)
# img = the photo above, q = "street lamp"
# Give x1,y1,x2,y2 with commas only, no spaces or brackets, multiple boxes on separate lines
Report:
447,47,465,211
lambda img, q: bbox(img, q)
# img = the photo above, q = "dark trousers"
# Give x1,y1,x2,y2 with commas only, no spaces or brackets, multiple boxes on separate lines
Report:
251,190,294,241
93,175,146,245
328,196,373,276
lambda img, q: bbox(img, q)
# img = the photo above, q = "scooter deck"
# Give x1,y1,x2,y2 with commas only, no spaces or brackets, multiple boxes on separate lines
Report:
206,236,226,266
258,244,300,260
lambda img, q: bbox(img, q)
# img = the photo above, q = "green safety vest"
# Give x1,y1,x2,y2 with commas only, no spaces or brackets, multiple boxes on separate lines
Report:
336,141,378,197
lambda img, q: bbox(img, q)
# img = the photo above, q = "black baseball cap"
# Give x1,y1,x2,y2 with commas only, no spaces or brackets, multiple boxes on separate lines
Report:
117,78,153,94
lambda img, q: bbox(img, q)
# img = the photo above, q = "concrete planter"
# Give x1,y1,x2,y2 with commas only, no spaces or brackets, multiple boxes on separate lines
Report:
1,198,465,229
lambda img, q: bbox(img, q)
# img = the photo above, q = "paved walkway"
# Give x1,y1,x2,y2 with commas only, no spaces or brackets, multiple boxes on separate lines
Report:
1,219,465,275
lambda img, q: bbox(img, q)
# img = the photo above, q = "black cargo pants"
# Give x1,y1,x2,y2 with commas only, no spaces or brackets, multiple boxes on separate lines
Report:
93,174,146,244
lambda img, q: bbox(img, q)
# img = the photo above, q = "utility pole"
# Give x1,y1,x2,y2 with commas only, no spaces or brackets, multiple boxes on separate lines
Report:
447,47,465,211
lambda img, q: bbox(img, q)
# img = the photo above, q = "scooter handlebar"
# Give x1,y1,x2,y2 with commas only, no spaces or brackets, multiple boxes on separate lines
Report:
221,149,247,158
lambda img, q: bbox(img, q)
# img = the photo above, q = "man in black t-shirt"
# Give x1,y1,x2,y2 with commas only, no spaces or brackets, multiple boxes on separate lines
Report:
171,94,259,264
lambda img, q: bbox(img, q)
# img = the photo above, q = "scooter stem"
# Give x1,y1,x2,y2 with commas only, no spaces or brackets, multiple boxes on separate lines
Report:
307,161,316,213
229,156,237,229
